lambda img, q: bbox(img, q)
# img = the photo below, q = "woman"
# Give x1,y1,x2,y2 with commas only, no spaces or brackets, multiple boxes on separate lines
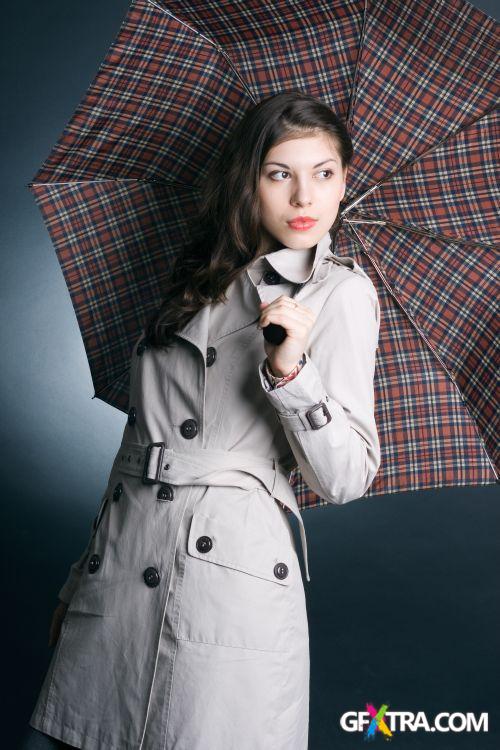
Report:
23,92,381,750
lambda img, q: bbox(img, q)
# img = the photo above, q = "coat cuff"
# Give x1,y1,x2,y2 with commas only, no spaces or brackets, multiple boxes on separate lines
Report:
258,353,335,431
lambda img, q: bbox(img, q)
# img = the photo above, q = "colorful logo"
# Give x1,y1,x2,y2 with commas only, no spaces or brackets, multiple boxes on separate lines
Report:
364,703,393,741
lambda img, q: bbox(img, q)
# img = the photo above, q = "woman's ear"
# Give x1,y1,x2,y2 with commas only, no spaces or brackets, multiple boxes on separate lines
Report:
340,168,348,201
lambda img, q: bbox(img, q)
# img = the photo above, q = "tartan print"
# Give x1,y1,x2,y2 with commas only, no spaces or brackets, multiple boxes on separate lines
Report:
291,229,496,507
37,178,201,397
28,0,499,507
345,209,499,482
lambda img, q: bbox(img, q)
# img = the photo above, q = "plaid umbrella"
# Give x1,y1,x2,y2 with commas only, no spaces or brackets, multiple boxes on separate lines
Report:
28,0,499,506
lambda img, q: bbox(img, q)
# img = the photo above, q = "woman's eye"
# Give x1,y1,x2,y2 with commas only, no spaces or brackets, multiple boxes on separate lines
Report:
269,171,289,180
268,169,334,180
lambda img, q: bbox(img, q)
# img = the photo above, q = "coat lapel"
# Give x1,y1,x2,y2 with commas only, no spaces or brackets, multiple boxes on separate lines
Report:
174,272,260,356
174,229,352,355
174,301,211,358
209,273,262,342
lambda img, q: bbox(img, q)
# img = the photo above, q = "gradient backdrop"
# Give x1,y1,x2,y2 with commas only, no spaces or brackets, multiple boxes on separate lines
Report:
2,1,499,748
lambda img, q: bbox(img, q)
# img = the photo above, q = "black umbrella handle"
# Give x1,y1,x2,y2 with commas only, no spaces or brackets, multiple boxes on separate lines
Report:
260,282,303,346
262,322,287,345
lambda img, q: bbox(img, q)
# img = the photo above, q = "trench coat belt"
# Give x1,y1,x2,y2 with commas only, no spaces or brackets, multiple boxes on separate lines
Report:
112,440,310,582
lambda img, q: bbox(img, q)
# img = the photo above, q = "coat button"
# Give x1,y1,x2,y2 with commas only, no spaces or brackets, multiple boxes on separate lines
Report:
88,554,101,574
206,347,217,367
128,407,137,426
143,567,160,588
137,339,148,356
196,536,213,553
274,562,289,580
113,482,123,502
180,419,198,439
263,270,281,285
157,484,174,502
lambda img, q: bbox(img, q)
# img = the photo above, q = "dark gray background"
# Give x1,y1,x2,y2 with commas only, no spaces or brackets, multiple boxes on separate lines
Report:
2,1,499,748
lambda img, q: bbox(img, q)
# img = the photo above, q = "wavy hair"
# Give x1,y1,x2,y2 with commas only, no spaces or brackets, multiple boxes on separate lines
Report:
143,91,353,348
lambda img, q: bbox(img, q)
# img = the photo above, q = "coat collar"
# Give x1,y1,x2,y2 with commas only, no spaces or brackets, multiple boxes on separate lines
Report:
246,229,333,285
175,230,337,355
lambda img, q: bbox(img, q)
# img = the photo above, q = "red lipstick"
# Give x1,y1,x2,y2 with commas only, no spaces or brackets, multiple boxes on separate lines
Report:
287,216,318,231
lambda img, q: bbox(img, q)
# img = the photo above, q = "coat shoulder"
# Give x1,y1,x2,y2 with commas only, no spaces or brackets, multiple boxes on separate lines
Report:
323,253,378,303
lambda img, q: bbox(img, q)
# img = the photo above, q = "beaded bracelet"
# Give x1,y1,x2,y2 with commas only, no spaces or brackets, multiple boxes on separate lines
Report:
264,354,306,389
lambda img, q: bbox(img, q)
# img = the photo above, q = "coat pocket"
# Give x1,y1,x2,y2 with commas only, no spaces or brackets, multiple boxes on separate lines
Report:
177,501,297,653
186,509,292,585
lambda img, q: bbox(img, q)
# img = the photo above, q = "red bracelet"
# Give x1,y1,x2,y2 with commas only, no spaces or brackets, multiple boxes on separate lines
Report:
264,355,306,388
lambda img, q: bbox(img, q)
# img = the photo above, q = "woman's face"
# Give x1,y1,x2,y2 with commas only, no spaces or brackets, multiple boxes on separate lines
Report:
258,132,347,252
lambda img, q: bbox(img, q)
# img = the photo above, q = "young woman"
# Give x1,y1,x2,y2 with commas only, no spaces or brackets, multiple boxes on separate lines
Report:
23,92,381,750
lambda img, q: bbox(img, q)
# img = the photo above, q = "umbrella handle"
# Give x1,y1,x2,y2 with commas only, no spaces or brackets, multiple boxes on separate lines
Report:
261,281,302,345
262,322,287,345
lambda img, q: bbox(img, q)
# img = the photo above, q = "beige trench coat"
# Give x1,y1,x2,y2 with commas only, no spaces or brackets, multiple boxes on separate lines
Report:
29,230,381,750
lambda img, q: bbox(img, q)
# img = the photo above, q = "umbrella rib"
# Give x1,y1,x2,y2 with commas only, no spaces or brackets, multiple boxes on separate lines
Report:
341,103,499,214
27,177,200,190
91,364,131,402
343,220,499,482
343,215,498,251
346,0,369,133
145,0,257,104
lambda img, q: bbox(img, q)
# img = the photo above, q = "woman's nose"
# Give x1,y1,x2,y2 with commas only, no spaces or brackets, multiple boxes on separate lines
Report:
291,189,312,207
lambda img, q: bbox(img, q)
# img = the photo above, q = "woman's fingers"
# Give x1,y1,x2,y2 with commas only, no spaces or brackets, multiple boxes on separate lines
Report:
259,296,315,330
259,295,307,317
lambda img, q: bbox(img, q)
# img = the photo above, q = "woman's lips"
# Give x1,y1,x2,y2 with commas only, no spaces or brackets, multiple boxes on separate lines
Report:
287,218,318,231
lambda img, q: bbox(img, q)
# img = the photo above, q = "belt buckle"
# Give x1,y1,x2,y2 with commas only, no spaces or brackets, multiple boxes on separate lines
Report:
142,441,165,484
305,401,332,430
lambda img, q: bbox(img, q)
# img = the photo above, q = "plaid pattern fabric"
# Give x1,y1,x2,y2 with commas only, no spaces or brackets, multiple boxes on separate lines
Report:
291,231,497,506
28,0,499,507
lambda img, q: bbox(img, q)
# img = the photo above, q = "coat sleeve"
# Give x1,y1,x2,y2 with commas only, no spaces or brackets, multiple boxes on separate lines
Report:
257,273,381,504
56,491,109,605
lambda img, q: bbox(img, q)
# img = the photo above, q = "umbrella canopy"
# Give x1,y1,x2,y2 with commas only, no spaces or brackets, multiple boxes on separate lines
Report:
28,0,499,504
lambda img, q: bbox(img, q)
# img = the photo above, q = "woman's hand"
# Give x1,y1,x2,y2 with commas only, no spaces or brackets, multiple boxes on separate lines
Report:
48,600,68,647
258,296,316,377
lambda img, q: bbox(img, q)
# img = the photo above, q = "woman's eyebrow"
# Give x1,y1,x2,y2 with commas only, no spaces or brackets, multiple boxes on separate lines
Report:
263,158,339,168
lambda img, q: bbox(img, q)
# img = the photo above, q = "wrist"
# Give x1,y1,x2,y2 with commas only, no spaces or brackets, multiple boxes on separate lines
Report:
264,355,306,388
266,359,300,378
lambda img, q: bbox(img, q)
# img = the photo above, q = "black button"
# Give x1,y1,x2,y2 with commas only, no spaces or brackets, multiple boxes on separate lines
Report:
180,419,198,439
274,562,289,580
88,554,101,574
196,536,213,553
128,407,137,426
206,347,217,367
263,270,281,285
143,567,160,588
157,484,174,502
113,483,123,502
137,339,148,356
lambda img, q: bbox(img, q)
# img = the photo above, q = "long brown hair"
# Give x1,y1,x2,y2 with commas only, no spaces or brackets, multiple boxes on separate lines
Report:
143,91,353,348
